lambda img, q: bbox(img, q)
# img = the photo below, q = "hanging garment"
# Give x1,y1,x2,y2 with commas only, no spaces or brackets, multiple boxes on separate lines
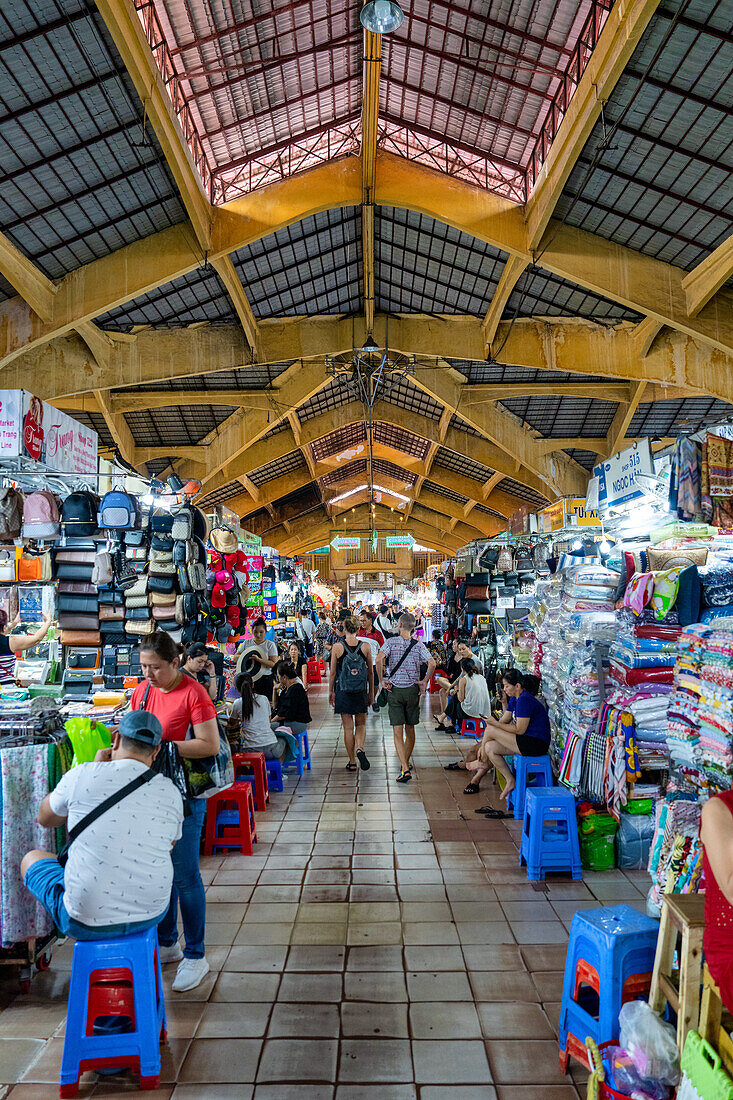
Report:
674,436,702,520
1,744,54,946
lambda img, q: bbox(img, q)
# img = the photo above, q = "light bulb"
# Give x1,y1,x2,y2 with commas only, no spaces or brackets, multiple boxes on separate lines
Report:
600,539,611,554
572,538,583,550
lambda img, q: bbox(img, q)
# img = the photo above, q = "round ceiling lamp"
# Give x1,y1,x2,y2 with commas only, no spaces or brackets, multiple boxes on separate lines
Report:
360,0,404,34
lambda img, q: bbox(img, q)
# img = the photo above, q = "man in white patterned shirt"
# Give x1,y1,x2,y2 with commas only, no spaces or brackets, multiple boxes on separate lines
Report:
377,613,435,783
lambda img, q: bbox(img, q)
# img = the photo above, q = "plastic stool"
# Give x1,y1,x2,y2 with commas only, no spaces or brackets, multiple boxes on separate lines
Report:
60,927,166,1096
558,905,660,1072
429,673,442,694
232,751,269,812
306,658,321,684
265,758,284,792
519,787,582,882
459,718,485,739
319,657,326,672
506,753,554,819
203,783,257,856
282,729,311,776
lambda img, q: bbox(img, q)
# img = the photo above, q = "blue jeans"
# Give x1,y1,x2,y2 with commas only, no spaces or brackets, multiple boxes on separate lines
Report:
23,858,162,940
158,798,207,960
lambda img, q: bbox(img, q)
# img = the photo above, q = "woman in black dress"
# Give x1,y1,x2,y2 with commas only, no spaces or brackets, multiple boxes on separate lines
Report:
329,615,374,772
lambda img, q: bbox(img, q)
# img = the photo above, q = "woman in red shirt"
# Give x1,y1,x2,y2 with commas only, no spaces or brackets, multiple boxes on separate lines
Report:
701,791,733,1012
131,632,219,992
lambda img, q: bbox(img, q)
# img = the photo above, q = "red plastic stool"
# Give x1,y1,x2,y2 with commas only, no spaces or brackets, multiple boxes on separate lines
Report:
429,673,442,694
307,658,321,684
459,718,485,738
318,657,325,672
204,784,257,856
232,751,269,811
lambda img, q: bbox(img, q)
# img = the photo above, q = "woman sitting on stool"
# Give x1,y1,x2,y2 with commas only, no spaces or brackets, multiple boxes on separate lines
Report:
464,670,549,803
271,661,311,735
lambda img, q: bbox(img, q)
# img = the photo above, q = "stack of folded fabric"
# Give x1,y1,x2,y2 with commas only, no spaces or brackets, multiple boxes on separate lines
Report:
666,625,707,773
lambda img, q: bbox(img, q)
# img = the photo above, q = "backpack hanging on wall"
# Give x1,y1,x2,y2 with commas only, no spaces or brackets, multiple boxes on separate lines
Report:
22,491,61,540
98,490,137,529
62,491,99,538
0,488,23,540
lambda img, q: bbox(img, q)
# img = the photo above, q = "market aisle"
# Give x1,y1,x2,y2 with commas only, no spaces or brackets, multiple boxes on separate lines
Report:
0,687,650,1097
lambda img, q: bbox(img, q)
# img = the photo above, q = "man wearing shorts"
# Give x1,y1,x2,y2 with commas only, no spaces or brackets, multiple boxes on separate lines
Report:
377,613,435,784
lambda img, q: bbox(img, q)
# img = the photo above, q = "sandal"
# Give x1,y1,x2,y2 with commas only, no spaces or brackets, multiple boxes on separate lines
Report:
434,722,450,731
345,762,358,771
396,769,412,784
463,782,481,794
475,806,509,818
443,762,463,770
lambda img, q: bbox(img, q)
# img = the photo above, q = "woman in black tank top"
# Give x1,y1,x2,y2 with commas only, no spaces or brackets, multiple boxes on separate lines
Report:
328,616,375,772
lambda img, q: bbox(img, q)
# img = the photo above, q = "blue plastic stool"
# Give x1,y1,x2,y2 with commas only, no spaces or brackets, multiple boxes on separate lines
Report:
282,729,311,776
519,786,582,881
459,718,485,738
266,758,284,792
558,905,659,1071
506,753,554,819
60,926,166,1096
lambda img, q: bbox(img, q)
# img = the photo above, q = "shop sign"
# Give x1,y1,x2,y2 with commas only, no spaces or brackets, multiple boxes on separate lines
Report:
309,546,330,555
496,595,515,609
565,498,601,527
385,534,415,549
594,440,653,510
0,390,97,474
508,505,530,535
372,529,378,553
331,536,360,550
240,528,262,553
540,500,565,532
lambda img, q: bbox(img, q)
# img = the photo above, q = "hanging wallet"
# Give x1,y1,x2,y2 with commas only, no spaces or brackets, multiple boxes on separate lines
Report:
98,589,123,606
58,594,99,613
125,607,153,622
58,581,98,595
153,618,178,633
99,606,124,621
60,629,101,645
58,613,100,631
148,574,175,593
55,550,97,564
151,592,176,607
125,620,155,635
124,594,150,609
56,563,95,581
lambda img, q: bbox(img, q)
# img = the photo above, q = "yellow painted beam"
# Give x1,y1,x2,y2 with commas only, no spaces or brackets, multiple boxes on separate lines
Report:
605,381,647,458
632,317,664,358
482,256,528,350
682,236,733,317
94,0,212,250
483,471,504,500
94,389,137,468
462,381,634,403
210,256,260,353
0,234,56,319
135,445,207,465
525,0,662,249
362,28,381,333
112,390,273,413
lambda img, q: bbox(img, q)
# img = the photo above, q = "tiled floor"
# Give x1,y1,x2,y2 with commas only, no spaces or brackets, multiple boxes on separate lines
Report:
0,687,651,1098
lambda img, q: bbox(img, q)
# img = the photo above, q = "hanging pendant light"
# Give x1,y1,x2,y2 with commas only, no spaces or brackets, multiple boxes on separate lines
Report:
360,0,404,34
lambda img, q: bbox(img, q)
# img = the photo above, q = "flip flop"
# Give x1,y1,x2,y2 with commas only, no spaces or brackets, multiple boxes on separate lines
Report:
475,806,510,818
463,782,481,794
443,762,463,770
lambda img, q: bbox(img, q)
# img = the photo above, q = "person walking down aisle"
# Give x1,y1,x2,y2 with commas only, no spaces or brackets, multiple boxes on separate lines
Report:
377,613,435,784
130,631,220,991
329,616,375,772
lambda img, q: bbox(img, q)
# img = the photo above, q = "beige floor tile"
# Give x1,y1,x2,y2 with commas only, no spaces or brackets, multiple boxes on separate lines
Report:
341,1001,409,1037
196,1002,271,1038
257,1038,338,1081
343,971,409,1003
412,1039,492,1084
338,1039,413,1082
268,1002,340,1038
409,1001,482,1039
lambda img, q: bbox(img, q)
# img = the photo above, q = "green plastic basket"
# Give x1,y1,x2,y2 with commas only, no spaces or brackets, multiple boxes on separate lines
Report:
681,1031,733,1100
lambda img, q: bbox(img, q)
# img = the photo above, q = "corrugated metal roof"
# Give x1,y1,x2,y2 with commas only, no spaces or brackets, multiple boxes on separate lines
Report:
231,208,362,318
423,478,469,505
504,267,642,322
249,449,307,487
434,446,493,484
447,361,609,384
629,396,733,436
564,448,599,470
320,458,367,487
381,376,443,421
0,0,186,280
372,458,417,485
312,422,366,461
498,477,548,507
500,395,619,436
199,480,251,507
113,362,295,393
97,266,236,330
298,377,355,422
373,421,430,460
376,207,508,314
124,405,234,446
554,0,733,270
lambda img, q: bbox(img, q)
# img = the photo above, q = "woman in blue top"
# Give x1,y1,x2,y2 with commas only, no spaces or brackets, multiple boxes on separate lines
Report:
466,670,550,804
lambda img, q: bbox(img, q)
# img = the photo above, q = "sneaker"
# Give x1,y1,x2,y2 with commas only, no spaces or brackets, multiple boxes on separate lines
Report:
159,942,183,965
356,749,370,771
172,956,210,992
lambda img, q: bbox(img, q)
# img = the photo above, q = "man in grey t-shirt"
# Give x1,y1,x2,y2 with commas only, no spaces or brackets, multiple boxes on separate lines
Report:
377,613,435,784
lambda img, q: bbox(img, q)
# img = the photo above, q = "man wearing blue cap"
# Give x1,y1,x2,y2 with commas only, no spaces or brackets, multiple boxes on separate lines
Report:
21,711,183,941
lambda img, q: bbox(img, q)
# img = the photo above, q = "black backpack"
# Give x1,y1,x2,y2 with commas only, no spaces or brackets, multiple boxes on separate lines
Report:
62,491,99,537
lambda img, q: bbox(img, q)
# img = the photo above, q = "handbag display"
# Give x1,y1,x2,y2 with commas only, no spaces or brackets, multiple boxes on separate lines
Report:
465,585,490,600
0,548,15,583
125,575,148,598
124,593,150,609
60,629,101,645
91,551,114,586
149,548,173,566
151,534,173,551
151,591,176,607
154,618,179,633
124,529,146,547
125,619,155,635
125,547,148,562
125,606,153,621
177,564,192,593
188,563,206,591
18,550,52,582
148,574,175,593
0,585,18,622
55,549,97,564
497,547,514,572
149,558,175,576
99,606,124,621
152,605,175,620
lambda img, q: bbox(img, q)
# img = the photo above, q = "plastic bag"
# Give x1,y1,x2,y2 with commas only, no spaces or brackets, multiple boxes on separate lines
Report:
184,718,234,799
152,740,192,803
64,717,111,766
619,1001,681,1086
603,1045,672,1099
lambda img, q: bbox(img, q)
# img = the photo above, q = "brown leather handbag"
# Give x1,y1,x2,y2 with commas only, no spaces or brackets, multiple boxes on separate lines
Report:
99,606,124,621
58,613,100,631
60,629,101,645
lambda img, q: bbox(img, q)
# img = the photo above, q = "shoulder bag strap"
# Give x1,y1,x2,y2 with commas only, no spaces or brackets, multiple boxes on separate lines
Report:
386,638,417,678
57,768,156,867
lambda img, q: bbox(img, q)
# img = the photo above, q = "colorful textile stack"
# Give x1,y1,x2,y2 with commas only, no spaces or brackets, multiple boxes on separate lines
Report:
648,790,704,911
666,625,707,773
